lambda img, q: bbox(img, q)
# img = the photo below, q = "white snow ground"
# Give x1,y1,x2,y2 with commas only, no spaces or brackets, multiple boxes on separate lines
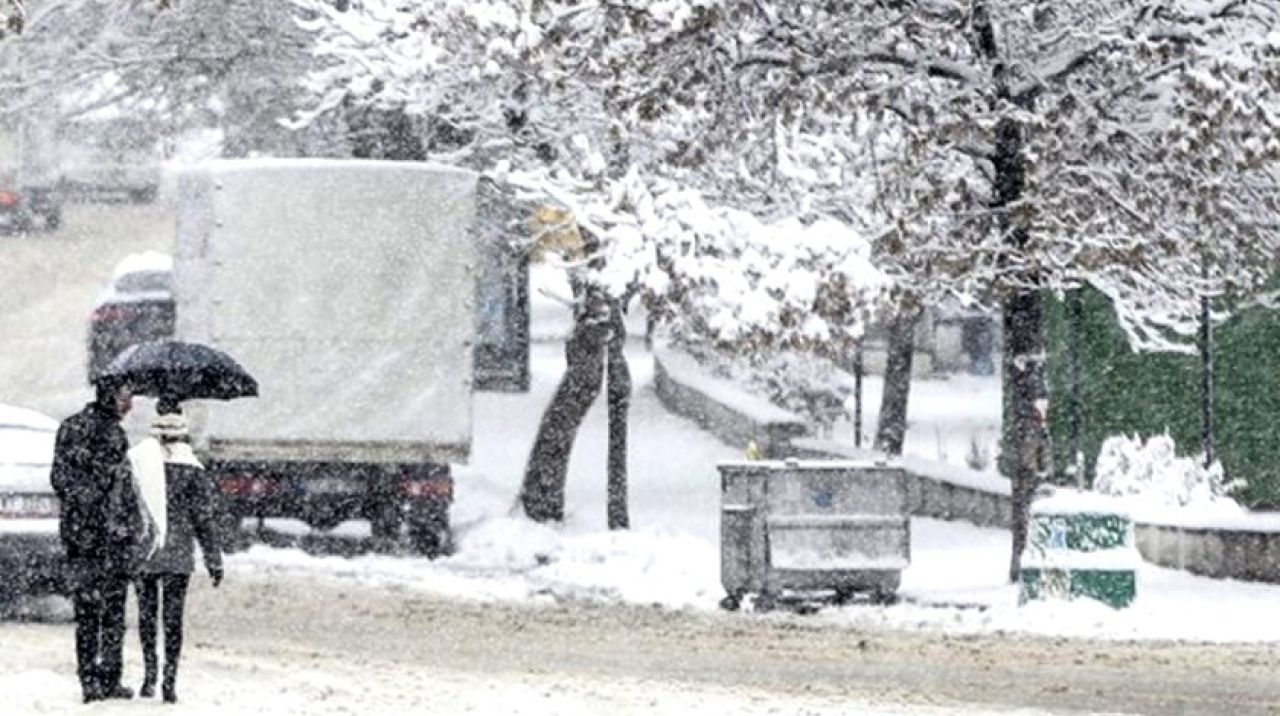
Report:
227,266,1280,644
0,658,1032,716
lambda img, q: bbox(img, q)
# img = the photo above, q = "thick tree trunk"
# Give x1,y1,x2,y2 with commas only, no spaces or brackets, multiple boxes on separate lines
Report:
874,308,920,456
606,299,631,530
519,291,608,522
986,93,1053,581
1004,288,1051,582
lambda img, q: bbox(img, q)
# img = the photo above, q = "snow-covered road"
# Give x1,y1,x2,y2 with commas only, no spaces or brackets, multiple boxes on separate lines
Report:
7,201,1280,714
9,572,1280,716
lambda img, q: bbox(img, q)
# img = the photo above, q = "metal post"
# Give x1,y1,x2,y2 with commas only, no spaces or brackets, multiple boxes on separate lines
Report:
1200,285,1214,468
853,339,864,448
1066,289,1086,488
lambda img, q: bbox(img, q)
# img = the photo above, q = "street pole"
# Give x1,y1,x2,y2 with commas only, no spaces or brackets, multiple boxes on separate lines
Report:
853,339,863,448
1200,279,1214,468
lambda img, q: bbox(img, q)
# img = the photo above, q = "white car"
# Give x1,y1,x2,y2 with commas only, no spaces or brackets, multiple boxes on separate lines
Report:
0,404,64,602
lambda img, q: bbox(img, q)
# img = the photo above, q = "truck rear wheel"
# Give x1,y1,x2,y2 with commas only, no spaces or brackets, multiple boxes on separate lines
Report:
408,513,452,559
216,509,246,553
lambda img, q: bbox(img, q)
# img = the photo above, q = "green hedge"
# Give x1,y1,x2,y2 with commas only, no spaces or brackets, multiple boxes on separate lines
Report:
1043,287,1280,507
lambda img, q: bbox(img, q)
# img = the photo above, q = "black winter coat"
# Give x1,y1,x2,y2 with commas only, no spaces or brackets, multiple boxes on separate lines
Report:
138,461,222,576
49,402,143,579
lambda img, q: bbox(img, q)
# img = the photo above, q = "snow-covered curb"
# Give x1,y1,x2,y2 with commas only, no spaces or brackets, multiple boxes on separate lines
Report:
651,342,1280,586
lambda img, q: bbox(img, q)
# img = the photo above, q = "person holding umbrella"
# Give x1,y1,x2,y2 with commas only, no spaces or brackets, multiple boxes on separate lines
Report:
49,378,144,703
129,398,224,703
100,339,257,703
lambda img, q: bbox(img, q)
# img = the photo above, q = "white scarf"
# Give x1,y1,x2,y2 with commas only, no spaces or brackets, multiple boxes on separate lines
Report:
128,438,168,560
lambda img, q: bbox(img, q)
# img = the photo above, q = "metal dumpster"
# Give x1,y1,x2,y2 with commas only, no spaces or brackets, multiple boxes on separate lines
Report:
718,459,910,610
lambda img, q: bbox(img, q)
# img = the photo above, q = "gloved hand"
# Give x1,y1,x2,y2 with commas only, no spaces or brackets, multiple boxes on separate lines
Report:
208,565,224,588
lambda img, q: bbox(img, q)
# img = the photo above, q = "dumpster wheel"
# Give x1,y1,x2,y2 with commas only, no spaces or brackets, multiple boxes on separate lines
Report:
718,593,743,612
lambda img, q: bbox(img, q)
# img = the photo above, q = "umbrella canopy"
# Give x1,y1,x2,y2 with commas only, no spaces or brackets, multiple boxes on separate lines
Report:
98,340,258,403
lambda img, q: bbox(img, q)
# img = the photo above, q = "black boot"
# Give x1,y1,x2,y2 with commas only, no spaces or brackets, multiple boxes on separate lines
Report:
102,684,134,700
141,656,157,698
162,664,177,704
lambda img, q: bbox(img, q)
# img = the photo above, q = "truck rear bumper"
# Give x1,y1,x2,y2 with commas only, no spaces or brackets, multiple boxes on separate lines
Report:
209,460,452,529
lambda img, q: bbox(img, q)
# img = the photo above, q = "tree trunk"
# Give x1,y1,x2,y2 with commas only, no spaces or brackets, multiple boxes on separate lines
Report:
519,289,608,522
874,308,920,455
1004,288,1051,582
985,80,1052,580
606,298,631,530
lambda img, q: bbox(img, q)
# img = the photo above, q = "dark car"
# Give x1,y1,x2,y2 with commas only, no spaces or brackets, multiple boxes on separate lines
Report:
0,185,62,233
87,252,176,381
0,403,65,604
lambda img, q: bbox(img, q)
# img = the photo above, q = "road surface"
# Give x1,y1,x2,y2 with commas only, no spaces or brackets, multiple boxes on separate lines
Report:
5,201,1280,715
4,572,1280,714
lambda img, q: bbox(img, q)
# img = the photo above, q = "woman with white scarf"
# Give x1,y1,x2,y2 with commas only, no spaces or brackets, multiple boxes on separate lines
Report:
128,406,223,704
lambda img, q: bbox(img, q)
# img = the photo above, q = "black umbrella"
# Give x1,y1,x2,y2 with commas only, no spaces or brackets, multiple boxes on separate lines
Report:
98,340,258,405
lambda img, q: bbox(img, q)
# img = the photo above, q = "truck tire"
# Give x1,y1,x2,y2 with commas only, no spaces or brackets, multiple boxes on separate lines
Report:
217,510,246,553
44,209,61,231
408,513,452,559
304,512,346,532
370,505,401,543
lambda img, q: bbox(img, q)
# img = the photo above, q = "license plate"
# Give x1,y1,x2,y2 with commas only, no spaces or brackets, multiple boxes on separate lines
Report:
304,478,361,496
0,493,60,518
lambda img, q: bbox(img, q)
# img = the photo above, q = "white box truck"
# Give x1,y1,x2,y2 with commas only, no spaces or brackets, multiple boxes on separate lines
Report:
175,159,479,555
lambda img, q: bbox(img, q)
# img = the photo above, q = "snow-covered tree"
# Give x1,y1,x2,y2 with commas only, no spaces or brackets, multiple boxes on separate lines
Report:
292,0,891,524
296,1,1280,578
641,0,1280,579
0,0,337,158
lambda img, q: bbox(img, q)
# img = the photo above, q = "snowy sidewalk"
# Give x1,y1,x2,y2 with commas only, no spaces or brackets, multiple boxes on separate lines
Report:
232,267,1280,644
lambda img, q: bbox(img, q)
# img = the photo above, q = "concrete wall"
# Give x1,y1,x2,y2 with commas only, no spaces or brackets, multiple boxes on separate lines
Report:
652,354,806,459
654,348,1280,584
654,350,1012,529
1135,523,1280,583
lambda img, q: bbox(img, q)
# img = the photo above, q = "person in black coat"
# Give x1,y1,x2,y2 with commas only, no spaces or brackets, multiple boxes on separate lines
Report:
132,407,223,704
49,379,141,703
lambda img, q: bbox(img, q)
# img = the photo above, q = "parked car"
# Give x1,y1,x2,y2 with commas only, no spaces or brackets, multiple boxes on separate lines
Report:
0,404,64,602
87,252,176,382
59,160,160,204
0,184,62,233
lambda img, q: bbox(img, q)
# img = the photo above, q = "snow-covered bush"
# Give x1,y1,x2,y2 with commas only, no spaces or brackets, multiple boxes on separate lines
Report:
1094,434,1244,508
682,343,850,434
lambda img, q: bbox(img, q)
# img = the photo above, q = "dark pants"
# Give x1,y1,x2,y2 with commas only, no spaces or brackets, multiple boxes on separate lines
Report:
136,573,191,689
72,572,130,698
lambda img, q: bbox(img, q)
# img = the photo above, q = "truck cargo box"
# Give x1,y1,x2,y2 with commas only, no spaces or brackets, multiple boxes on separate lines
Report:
175,159,477,465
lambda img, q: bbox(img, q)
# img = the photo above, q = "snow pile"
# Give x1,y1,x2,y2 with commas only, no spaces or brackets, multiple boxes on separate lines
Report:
239,518,723,611
1094,434,1243,513
723,349,851,434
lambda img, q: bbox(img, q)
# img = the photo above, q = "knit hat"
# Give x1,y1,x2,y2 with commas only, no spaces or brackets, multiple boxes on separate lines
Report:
151,413,190,441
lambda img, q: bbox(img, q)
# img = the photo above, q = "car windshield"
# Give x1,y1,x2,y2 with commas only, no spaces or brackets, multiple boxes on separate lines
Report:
114,270,172,295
